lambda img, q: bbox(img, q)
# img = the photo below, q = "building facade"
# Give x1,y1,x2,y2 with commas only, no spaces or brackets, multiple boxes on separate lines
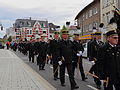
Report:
48,23,60,40
14,18,49,41
6,27,16,41
75,0,100,38
100,0,118,30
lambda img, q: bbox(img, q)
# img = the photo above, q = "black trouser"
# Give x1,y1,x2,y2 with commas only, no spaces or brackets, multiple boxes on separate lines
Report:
7,45,9,49
104,76,120,90
36,56,39,65
38,56,46,69
72,57,85,80
53,62,59,78
29,51,34,63
60,62,77,88
104,82,120,90
89,64,101,86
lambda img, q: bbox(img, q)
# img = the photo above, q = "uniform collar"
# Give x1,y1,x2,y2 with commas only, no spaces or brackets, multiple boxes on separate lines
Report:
109,43,116,47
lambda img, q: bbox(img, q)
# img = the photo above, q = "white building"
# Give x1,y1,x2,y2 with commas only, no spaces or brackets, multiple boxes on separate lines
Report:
6,27,16,40
100,0,118,30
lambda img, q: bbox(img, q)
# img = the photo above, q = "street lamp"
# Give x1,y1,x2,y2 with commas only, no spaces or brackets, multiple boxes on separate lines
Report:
99,23,104,41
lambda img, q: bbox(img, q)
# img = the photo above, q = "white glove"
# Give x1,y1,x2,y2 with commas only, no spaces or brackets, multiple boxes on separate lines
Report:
77,53,81,56
77,51,82,56
100,80,104,86
78,51,82,55
91,61,95,65
58,61,62,65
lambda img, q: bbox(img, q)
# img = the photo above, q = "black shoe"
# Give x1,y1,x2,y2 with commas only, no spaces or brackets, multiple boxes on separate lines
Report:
61,83,66,87
57,77,60,79
54,77,57,81
97,85,101,89
42,68,45,70
82,77,88,81
71,85,79,90
39,67,42,70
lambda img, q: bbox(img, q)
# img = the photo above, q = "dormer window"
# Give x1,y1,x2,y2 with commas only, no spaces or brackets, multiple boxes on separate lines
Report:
43,31,46,33
27,22,31,26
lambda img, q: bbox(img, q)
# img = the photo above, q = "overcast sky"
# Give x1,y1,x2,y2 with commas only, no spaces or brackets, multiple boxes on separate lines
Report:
0,0,93,38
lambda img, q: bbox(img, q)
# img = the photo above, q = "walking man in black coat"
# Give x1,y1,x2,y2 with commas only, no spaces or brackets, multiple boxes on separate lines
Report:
37,36,48,70
88,32,104,89
59,30,79,90
72,32,86,81
48,31,61,80
27,39,35,63
97,30,120,90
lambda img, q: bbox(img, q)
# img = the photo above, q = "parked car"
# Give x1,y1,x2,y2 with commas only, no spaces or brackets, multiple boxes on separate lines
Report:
82,43,87,58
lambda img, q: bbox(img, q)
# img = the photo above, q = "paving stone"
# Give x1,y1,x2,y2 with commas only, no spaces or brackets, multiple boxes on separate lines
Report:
0,50,56,90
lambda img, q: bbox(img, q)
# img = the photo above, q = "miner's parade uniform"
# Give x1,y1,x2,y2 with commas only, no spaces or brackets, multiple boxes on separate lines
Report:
87,33,96,59
27,40,35,63
34,38,41,65
72,33,86,81
88,32,104,89
48,31,61,80
97,30,120,90
37,37,48,70
59,30,79,90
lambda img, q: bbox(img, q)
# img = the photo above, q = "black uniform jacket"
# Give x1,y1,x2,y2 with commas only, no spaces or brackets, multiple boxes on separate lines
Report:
89,40,103,61
27,42,35,52
48,39,61,63
87,40,92,58
72,40,84,62
59,39,73,63
97,42,120,84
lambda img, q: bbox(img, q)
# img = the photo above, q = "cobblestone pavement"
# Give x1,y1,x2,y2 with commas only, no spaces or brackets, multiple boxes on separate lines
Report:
0,49,56,90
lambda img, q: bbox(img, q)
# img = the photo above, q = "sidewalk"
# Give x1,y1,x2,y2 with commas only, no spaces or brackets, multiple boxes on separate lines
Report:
0,49,56,90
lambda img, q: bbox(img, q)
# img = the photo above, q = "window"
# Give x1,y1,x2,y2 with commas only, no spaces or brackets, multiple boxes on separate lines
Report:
30,30,32,34
89,10,92,17
43,23,46,27
93,8,98,15
78,19,81,25
106,0,110,7
27,30,29,34
86,12,88,19
86,25,89,32
93,22,98,28
36,30,38,34
41,23,43,27
27,22,31,26
83,26,86,32
106,12,110,23
43,31,46,33
83,14,85,21
41,23,46,28
89,23,92,31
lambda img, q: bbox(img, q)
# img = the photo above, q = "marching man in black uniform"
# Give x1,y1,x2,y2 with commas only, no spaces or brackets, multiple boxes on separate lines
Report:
27,39,35,63
97,30,120,90
59,30,79,90
48,31,61,80
37,36,48,70
72,32,86,81
88,32,104,89
87,33,95,58
34,38,40,65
